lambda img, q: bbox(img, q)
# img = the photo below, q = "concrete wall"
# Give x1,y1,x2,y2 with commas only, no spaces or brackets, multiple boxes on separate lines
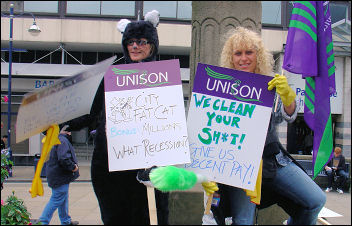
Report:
1,17,191,54
335,57,351,157
2,17,285,54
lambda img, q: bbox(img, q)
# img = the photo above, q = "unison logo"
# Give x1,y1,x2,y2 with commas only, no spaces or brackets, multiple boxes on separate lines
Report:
204,66,263,103
112,68,170,87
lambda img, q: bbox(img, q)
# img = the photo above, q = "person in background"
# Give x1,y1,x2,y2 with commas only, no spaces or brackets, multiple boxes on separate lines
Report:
202,26,326,225
325,146,349,194
1,135,8,150
38,125,79,225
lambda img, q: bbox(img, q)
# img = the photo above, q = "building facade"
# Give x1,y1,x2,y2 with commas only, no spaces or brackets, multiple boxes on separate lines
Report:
1,1,351,164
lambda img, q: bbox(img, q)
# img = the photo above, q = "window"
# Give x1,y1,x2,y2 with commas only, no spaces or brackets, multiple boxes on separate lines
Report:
1,1,24,13
10,52,20,63
24,1,59,13
330,3,350,24
177,1,192,20
4,49,190,67
66,1,135,17
82,52,98,65
20,50,35,63
177,55,190,68
66,1,100,15
66,51,82,64
35,50,51,63
3,50,63,64
159,54,175,61
51,51,62,64
262,1,282,25
143,1,192,20
112,53,125,65
98,52,113,62
286,1,350,28
144,1,177,18
101,1,135,16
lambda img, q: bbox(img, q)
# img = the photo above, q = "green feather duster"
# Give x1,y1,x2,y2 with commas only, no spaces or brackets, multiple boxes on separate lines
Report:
150,166,204,192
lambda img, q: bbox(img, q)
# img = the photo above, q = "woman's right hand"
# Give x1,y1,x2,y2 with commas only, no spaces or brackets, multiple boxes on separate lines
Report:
268,74,296,107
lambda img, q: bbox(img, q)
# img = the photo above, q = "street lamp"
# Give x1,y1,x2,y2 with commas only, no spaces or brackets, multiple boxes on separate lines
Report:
2,3,41,171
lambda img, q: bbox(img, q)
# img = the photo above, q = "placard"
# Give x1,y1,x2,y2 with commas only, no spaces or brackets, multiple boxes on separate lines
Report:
183,63,275,190
104,59,190,171
16,56,116,143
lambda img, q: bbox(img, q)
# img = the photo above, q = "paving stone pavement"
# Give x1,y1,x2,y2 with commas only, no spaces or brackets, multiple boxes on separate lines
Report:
1,161,350,225
1,182,102,225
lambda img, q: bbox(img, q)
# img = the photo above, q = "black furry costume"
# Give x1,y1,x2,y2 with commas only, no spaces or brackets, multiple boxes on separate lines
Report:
67,20,169,225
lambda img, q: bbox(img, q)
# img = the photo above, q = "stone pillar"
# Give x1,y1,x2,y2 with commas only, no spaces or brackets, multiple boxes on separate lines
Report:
189,1,262,95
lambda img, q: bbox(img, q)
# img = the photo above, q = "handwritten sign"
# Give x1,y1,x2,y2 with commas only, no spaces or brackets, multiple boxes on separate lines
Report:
16,56,116,143
183,63,275,191
104,59,190,172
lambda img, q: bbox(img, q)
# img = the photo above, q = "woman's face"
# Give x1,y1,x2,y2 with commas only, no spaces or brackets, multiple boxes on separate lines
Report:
232,47,257,73
127,38,152,62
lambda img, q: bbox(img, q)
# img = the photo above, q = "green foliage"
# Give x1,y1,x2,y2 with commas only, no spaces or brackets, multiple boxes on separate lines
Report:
1,148,13,186
1,191,32,225
1,150,39,225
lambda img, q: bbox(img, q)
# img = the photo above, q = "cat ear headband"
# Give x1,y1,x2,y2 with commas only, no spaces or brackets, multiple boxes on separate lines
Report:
117,10,160,33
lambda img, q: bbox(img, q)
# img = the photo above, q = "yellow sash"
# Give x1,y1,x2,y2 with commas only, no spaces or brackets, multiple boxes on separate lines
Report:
244,159,263,205
29,124,61,198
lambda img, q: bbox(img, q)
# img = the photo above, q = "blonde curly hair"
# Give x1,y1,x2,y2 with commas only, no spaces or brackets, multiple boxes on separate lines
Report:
220,27,274,76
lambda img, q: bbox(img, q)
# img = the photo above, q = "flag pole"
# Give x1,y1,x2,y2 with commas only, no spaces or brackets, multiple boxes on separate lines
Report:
273,69,285,112
204,193,213,215
147,186,158,225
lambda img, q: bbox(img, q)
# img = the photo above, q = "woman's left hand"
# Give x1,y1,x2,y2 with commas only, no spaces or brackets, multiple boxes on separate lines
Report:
201,181,218,196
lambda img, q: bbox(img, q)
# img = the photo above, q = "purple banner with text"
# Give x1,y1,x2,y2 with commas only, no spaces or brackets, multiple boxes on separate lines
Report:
104,59,182,92
193,63,274,107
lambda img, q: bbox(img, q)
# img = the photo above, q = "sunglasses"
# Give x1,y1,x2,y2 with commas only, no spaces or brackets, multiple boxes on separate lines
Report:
127,39,149,46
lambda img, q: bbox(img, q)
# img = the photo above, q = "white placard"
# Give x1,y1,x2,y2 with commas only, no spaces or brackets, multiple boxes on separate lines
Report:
16,56,116,143
185,93,272,190
182,63,275,191
318,207,343,218
104,60,190,171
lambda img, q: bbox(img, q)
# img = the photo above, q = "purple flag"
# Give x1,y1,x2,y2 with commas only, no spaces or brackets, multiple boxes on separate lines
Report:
283,1,336,179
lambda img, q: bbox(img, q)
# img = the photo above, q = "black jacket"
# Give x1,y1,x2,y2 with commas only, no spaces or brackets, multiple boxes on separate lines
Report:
46,134,79,188
327,155,346,171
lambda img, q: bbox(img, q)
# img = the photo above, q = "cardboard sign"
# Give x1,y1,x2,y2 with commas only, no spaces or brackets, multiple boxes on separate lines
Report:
318,207,342,218
104,59,190,171
183,63,275,190
16,56,116,143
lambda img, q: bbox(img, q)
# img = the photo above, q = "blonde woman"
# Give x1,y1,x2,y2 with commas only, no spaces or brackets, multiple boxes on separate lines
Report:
207,27,326,225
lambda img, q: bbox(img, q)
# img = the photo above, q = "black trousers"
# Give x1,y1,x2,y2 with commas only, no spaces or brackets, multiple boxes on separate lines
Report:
91,163,169,225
